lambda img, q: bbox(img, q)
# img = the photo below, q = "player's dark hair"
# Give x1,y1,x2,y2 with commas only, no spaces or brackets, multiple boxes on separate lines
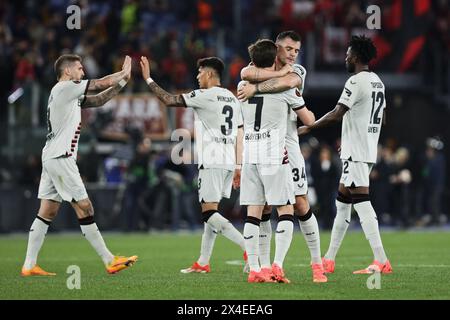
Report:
348,35,377,64
54,54,82,80
276,30,301,43
248,39,277,68
197,57,225,79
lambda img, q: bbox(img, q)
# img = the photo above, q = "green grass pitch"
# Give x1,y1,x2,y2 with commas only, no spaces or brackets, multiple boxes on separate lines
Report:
1,230,450,300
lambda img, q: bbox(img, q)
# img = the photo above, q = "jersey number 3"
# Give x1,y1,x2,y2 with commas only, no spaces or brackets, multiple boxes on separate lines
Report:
221,105,233,135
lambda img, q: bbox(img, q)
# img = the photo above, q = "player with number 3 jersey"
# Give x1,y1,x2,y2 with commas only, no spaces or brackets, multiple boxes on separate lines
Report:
139,56,248,274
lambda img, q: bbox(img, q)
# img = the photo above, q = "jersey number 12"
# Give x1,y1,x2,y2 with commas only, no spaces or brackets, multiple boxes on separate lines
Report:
370,91,384,125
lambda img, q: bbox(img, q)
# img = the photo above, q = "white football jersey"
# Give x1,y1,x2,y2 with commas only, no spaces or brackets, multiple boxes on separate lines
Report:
182,86,242,171
42,80,89,162
240,87,304,165
286,64,307,149
338,71,386,163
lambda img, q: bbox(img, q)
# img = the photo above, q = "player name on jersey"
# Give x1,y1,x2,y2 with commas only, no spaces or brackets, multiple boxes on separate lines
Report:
217,95,237,103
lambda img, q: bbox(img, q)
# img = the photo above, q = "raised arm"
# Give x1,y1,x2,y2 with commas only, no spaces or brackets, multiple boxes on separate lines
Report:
298,103,349,135
81,56,131,108
87,56,132,91
240,63,293,82
140,56,185,107
237,73,301,101
81,81,126,108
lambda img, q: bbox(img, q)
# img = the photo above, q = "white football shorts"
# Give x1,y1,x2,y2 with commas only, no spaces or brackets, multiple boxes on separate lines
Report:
38,156,88,203
339,160,374,188
286,143,308,196
198,168,233,203
240,163,295,206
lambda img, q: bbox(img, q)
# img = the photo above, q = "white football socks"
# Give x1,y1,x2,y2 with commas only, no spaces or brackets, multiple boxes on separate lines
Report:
207,212,245,251
79,218,114,265
198,222,217,266
298,211,322,264
273,216,294,268
23,216,50,269
243,217,260,272
259,215,272,269
354,200,388,263
325,199,352,261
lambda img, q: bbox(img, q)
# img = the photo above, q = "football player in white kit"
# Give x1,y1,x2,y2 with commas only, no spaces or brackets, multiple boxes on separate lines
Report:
139,56,248,274
238,31,327,283
299,35,392,274
236,39,315,283
22,54,138,276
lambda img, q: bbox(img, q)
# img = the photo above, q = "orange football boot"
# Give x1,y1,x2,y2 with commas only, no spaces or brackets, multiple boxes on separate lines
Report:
21,265,56,277
106,255,138,274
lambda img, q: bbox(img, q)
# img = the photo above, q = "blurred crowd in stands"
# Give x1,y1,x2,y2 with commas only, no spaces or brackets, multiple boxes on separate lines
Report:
0,0,448,231
1,0,448,104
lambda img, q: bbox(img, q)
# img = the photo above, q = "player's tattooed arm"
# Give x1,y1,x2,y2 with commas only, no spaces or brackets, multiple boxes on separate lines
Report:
237,73,300,101
81,83,124,108
298,103,348,135
240,64,292,82
139,55,185,107
87,72,126,91
87,56,131,91
147,82,185,107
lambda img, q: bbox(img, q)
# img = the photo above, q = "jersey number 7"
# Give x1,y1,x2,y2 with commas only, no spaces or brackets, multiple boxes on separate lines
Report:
248,96,264,132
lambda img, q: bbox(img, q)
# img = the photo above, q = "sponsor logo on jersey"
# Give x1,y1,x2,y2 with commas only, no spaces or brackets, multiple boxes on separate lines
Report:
212,137,235,144
245,131,271,141
190,91,196,98
371,82,383,88
368,126,379,133
344,87,352,97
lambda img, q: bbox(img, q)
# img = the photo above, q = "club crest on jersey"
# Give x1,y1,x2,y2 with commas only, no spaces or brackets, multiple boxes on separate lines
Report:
344,87,352,97
295,89,302,97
